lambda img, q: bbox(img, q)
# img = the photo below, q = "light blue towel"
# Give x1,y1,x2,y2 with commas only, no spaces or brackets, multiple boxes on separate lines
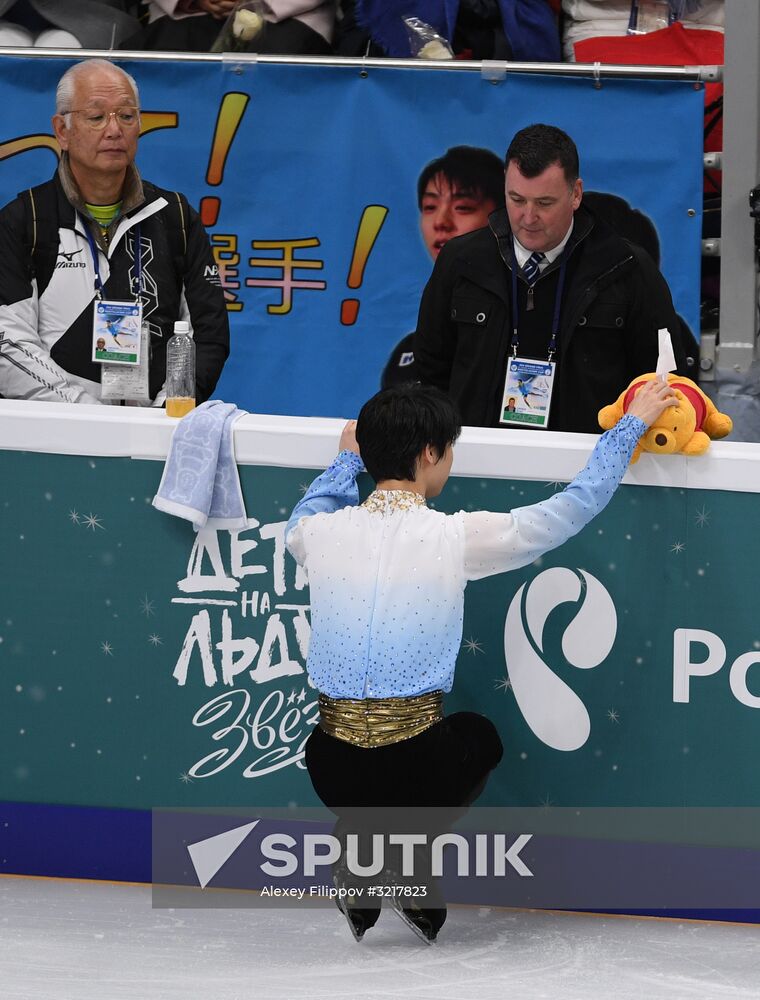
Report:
153,400,247,530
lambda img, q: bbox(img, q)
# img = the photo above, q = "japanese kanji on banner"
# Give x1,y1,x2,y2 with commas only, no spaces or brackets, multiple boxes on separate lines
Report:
0,56,704,416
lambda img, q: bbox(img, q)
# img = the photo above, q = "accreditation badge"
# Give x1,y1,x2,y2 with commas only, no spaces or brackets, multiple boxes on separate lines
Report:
499,356,556,429
92,299,142,366
100,321,151,402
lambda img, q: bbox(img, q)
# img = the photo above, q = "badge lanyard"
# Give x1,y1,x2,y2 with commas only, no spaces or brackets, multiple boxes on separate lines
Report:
82,217,143,301
86,218,150,399
509,240,567,362
499,241,566,429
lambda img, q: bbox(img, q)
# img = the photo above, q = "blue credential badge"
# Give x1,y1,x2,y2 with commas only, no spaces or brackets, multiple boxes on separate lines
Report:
92,299,143,366
499,356,556,429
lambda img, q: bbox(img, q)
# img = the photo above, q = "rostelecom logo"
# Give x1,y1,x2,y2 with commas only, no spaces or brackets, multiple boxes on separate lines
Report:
504,568,617,752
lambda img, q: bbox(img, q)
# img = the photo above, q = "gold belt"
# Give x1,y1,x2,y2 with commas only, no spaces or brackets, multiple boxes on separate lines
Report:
318,690,443,749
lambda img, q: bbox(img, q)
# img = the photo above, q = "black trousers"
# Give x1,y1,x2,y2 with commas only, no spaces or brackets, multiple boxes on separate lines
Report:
306,711,503,929
305,710,504,810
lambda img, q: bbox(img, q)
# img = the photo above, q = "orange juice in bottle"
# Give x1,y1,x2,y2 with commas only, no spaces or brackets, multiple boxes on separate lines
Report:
166,397,196,418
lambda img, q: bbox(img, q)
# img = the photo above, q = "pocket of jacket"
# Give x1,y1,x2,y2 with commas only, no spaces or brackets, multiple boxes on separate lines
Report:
577,301,626,332
450,296,491,326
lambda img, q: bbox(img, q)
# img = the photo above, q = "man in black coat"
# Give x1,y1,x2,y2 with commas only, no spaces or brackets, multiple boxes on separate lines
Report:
414,123,686,433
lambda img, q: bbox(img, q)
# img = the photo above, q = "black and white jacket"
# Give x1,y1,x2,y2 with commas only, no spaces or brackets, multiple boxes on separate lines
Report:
0,163,229,404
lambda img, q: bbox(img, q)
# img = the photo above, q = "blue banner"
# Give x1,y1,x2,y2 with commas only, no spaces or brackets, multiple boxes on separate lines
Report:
0,55,704,416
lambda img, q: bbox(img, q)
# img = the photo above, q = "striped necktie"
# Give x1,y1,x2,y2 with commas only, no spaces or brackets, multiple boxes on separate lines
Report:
522,251,545,285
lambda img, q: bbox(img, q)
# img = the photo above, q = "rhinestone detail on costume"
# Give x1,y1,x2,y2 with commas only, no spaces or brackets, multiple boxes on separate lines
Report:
362,490,427,514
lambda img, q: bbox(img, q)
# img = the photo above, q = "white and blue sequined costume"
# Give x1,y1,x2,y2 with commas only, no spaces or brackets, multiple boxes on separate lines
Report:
285,414,645,700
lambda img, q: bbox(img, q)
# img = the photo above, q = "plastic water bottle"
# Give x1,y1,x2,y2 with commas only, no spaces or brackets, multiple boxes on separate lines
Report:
165,320,196,417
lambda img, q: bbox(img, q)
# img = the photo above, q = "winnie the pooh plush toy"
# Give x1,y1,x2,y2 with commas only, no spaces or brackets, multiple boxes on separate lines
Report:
598,373,732,464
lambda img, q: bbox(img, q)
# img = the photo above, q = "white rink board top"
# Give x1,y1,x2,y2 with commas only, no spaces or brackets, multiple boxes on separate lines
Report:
0,399,759,494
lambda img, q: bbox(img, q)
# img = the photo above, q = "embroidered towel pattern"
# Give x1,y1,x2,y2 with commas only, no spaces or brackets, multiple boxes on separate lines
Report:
152,400,247,529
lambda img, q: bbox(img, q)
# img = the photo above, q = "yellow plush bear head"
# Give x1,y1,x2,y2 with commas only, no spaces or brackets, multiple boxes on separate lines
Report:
598,373,732,464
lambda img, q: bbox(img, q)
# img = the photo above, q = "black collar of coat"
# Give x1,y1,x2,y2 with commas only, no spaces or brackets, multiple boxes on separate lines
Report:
437,203,637,305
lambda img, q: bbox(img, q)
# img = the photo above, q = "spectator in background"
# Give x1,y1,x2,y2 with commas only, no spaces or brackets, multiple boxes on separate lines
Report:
561,0,724,62
337,0,560,60
0,0,138,48
126,0,336,53
382,145,505,388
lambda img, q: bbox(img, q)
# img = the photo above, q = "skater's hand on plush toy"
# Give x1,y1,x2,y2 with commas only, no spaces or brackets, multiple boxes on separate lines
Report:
626,379,678,428
339,420,361,457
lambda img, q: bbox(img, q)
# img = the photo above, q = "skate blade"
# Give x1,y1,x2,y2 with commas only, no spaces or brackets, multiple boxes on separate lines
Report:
335,894,365,943
390,896,437,944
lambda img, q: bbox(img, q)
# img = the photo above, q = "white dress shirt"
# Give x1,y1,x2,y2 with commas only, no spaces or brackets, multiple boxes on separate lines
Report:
513,219,575,273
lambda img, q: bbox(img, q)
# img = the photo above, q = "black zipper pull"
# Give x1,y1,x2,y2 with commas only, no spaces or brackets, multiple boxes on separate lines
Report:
526,286,534,312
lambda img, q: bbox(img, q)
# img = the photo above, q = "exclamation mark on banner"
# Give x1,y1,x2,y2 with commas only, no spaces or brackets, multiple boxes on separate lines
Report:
199,92,250,228
340,205,389,326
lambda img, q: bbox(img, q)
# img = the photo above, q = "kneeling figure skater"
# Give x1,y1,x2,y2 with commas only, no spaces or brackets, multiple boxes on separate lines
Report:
285,379,675,942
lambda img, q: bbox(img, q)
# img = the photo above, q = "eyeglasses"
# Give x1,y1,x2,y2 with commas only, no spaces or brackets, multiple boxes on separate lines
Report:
65,107,140,131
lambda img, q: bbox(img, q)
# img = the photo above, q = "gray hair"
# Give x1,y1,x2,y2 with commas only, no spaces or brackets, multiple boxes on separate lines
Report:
56,58,140,125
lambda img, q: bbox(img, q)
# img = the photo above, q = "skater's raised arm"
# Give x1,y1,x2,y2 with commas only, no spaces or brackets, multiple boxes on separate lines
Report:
462,379,676,580
285,421,363,565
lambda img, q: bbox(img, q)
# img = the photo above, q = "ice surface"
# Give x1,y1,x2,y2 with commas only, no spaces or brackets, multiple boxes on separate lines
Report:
1,877,758,1000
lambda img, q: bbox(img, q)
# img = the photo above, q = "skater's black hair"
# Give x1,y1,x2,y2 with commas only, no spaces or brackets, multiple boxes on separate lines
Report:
356,383,461,483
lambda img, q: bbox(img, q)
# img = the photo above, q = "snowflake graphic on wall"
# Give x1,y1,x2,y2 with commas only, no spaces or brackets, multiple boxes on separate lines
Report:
462,637,484,655
694,506,711,528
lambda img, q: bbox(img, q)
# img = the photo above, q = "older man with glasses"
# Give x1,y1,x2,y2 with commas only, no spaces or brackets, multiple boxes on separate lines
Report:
0,58,229,405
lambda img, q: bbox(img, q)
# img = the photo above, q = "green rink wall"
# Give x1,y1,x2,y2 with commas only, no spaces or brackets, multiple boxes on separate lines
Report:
1,401,759,898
